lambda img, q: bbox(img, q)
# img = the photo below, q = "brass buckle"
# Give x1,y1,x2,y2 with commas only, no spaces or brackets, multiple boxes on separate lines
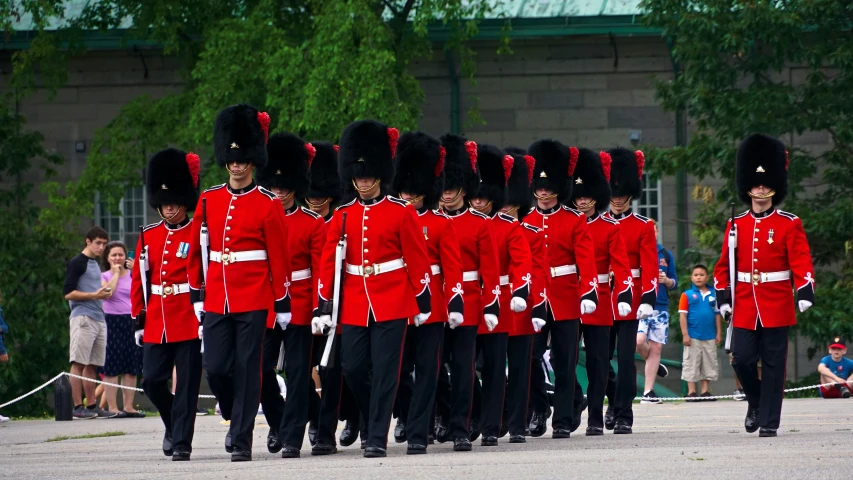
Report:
163,286,174,295
363,265,374,275
221,253,230,264
752,273,760,285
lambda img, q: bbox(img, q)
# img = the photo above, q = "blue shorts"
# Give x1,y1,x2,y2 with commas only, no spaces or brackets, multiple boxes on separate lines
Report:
638,310,669,345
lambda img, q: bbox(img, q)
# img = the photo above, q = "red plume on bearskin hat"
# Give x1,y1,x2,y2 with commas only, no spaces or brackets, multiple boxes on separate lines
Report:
147,148,201,212
392,131,445,209
607,147,645,199
338,120,397,194
440,134,481,199
256,132,312,199
473,143,510,212
306,141,342,201
569,147,611,212
736,133,788,206
528,139,571,201
213,104,270,169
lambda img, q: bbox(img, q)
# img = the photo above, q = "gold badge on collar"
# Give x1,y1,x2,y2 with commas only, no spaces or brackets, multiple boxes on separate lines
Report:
767,229,774,245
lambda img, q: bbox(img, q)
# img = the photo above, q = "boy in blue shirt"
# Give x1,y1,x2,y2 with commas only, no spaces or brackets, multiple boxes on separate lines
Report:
818,337,853,398
678,265,722,401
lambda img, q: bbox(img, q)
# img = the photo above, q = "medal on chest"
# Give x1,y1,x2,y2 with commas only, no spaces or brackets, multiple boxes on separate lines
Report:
177,242,190,258
423,226,429,241
767,229,774,245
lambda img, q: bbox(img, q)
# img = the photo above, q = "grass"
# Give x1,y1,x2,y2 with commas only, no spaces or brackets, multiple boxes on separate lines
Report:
45,431,126,442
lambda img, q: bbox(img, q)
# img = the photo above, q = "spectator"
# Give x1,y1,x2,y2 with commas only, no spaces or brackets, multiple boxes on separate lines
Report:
64,226,116,419
636,219,677,404
678,264,722,401
817,337,853,398
0,288,8,364
100,241,144,418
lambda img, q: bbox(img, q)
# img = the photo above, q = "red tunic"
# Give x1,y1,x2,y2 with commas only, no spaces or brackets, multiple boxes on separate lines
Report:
714,208,815,330
442,208,502,327
524,205,598,321
510,222,548,337
282,206,327,326
187,183,292,328
608,210,658,320
478,212,533,335
317,196,432,326
412,209,464,325
130,219,199,344
582,212,633,326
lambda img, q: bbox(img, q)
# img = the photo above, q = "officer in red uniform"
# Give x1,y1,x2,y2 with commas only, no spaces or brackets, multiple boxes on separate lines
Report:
438,134,501,452
467,145,532,447
255,133,326,458
187,104,293,462
315,120,432,458
570,148,633,436
500,150,548,443
524,140,598,438
391,131,464,454
604,147,659,433
714,134,815,437
131,148,202,461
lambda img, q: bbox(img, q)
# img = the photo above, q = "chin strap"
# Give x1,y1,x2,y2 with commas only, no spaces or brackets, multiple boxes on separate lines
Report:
352,178,380,194
227,162,251,176
748,190,776,199
469,200,492,212
533,191,558,201
157,206,185,221
276,191,295,202
305,197,331,208
403,194,425,206
610,196,632,208
502,205,519,216
440,188,463,206
573,199,596,211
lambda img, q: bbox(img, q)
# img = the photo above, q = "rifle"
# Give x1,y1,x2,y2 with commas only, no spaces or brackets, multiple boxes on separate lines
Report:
320,212,347,368
724,202,736,354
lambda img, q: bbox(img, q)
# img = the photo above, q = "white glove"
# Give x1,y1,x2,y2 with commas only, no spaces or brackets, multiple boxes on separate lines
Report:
448,312,464,329
532,318,547,332
311,316,324,335
798,300,813,313
193,302,204,324
311,315,334,335
719,303,732,318
198,325,204,353
276,312,291,330
484,314,498,332
617,302,632,317
414,311,431,327
637,303,654,320
581,299,597,315
510,296,527,313
134,330,144,347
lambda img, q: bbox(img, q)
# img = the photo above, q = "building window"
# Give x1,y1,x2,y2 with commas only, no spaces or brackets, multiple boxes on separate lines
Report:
94,186,148,253
633,173,661,231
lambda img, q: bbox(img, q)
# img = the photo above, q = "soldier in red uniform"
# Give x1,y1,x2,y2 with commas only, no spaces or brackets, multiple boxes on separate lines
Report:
714,134,814,437
524,140,598,438
569,148,633,436
187,104,293,462
604,147,659,431
438,134,501,452
315,120,432,458
255,133,326,458
305,142,341,220
391,131,464,454
500,150,548,443
131,148,202,461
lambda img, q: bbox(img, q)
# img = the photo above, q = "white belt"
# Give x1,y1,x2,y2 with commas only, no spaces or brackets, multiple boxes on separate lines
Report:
431,264,442,276
631,268,641,278
346,258,405,276
550,264,577,278
499,275,510,286
737,270,791,284
292,268,312,281
151,283,190,296
210,250,268,264
463,270,480,282
597,274,611,284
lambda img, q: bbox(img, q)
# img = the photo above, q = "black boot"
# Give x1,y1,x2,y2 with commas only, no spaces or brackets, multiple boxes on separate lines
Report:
224,432,233,453
311,443,338,456
744,407,759,433
604,405,616,431
363,445,386,458
267,428,282,453
162,431,173,457
280,445,300,458
394,418,407,443
308,421,318,447
528,411,547,438
435,416,450,443
571,396,588,433
468,420,481,442
339,420,357,447
613,420,632,434
758,427,777,437
453,437,472,452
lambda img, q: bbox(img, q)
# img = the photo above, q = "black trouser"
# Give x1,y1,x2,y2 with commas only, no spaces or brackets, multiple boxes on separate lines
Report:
341,317,407,449
732,323,789,430
313,334,344,446
506,334,533,436
399,322,445,446
435,358,452,421
609,320,639,426
278,325,314,449
143,339,203,453
550,318,580,430
203,310,267,452
576,324,610,428
528,315,553,416
444,325,479,439
605,326,617,404
260,324,285,432
477,333,508,437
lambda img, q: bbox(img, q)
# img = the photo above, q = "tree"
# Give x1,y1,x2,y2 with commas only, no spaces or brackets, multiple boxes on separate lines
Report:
641,0,853,355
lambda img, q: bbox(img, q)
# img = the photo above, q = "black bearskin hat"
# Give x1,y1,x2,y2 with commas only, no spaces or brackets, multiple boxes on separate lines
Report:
256,132,314,199
307,142,342,200
392,131,445,209
338,120,398,193
528,139,575,201
569,148,612,212
440,134,480,198
146,148,201,213
213,104,270,169
736,133,788,205
607,147,644,199
506,152,535,221
473,144,511,213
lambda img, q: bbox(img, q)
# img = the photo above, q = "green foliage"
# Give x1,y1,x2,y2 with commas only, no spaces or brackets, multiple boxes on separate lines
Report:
642,0,853,355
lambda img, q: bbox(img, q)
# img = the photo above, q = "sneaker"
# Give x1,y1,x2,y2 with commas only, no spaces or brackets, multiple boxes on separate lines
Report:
657,364,669,378
640,390,663,404
92,407,119,419
701,392,717,402
839,385,851,398
0,414,10,423
733,388,746,401
73,405,97,420
196,407,209,416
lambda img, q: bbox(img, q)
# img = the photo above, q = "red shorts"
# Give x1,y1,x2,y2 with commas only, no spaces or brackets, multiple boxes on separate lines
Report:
819,384,850,398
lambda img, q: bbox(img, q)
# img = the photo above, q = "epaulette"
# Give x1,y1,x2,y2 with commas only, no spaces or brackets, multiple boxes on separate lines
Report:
258,186,277,200
777,210,798,220
496,212,517,223
634,213,651,222
387,196,409,207
204,183,226,193
735,211,749,219
521,223,540,233
601,215,619,225
334,198,357,211
142,221,163,232
527,207,536,215
431,209,451,219
300,207,321,219
470,209,490,220
561,205,582,216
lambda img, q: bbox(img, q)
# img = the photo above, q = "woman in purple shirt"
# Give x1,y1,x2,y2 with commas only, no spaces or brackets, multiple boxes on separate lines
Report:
100,241,144,418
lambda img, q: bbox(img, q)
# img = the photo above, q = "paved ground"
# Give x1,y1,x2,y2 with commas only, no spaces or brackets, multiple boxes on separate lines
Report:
2,398,851,479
